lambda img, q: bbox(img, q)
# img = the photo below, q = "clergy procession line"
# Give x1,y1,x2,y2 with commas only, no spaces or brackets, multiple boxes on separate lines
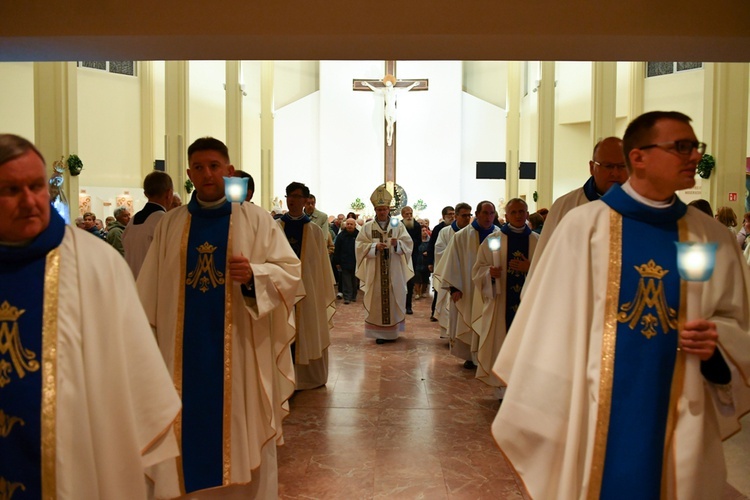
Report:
2,110,750,499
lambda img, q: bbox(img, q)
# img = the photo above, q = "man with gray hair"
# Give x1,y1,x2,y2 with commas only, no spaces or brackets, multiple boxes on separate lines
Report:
105,206,130,256
0,134,180,498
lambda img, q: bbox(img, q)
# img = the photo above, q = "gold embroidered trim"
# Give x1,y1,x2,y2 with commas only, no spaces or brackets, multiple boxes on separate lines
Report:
223,213,234,485
587,209,621,500
174,214,191,495
661,217,688,498
42,248,60,500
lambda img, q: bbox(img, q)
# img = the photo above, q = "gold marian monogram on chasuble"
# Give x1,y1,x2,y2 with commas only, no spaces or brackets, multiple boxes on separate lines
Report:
0,301,40,388
186,242,226,293
0,477,26,499
617,260,678,339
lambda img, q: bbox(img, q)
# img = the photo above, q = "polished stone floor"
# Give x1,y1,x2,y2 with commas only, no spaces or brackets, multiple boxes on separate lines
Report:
278,289,749,499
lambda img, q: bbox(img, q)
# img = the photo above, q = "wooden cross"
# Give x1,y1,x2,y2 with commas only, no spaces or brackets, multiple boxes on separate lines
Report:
354,61,428,193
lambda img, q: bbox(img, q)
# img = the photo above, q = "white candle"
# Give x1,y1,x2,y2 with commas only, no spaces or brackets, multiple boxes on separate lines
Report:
488,237,502,295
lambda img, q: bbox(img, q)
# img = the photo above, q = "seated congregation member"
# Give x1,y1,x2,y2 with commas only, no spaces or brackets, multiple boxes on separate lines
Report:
0,134,180,499
492,111,750,498
279,181,336,390
137,137,301,498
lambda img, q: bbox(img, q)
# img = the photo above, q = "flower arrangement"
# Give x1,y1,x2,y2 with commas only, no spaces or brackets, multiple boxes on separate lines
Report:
697,153,715,179
66,154,83,176
413,199,427,211
350,197,366,211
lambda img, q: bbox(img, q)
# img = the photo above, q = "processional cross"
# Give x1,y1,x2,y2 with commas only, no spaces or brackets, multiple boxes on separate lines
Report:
353,61,428,194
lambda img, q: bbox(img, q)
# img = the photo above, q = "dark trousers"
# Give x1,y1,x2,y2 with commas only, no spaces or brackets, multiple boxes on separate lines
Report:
340,269,360,301
405,277,415,310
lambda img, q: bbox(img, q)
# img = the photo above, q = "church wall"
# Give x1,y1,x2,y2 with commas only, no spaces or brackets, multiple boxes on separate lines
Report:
77,65,142,188
616,61,631,120
462,61,507,110
316,60,384,218
0,62,34,139
460,93,506,213
273,91,320,203
274,61,319,110
396,61,463,225
552,122,591,200
643,68,704,130
188,60,226,145
556,62,591,125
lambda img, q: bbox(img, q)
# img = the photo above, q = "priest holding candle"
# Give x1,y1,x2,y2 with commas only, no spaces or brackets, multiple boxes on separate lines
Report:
471,198,537,399
136,137,301,498
491,112,750,499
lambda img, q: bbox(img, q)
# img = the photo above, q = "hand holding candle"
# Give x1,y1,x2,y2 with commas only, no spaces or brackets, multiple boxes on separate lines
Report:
488,236,502,295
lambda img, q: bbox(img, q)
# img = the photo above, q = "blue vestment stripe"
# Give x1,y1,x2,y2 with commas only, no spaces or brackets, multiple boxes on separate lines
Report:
0,208,65,497
600,186,684,499
181,201,231,493
280,214,309,258
500,225,531,329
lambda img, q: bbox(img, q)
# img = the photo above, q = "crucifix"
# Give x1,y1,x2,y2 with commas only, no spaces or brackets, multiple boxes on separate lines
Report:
354,61,428,194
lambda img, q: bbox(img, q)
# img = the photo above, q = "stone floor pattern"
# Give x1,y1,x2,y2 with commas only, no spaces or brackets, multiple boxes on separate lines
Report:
277,290,748,499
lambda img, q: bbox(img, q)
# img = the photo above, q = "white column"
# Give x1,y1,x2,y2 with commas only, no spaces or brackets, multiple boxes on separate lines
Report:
702,63,749,216
505,61,521,202
34,62,79,217
591,62,617,144
628,62,645,125
536,61,556,210
165,61,189,198
140,61,155,178
260,61,275,210
225,61,243,170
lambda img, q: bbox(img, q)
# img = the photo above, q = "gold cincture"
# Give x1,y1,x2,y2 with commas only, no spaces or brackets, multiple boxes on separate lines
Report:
186,242,226,293
0,301,40,387
617,260,677,338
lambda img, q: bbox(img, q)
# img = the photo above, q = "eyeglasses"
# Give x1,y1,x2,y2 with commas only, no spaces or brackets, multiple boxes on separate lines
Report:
592,161,627,171
638,140,706,156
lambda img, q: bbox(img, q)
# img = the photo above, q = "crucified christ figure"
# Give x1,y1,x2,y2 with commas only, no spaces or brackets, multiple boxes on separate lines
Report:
362,75,419,146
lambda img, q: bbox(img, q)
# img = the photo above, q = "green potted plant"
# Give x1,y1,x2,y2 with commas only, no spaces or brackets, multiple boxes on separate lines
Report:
350,197,366,211
697,153,715,179
67,154,83,176
185,179,194,194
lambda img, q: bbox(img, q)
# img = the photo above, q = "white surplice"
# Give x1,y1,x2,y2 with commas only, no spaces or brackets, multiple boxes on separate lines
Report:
355,219,414,339
435,224,500,361
277,219,336,390
137,202,301,499
492,200,750,499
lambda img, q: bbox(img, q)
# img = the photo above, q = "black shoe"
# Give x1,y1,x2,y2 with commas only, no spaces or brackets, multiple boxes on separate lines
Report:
429,316,438,322
406,308,413,315
376,339,386,344
344,301,350,304
463,360,476,369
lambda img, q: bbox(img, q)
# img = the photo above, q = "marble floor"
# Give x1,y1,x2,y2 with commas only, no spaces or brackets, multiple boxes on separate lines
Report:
278,290,749,499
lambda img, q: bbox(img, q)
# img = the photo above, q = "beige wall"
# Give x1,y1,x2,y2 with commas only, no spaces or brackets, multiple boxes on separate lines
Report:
0,62,34,138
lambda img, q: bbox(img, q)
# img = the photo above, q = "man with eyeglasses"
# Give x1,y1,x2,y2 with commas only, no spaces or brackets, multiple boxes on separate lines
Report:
491,111,750,499
432,202,472,338
528,136,628,278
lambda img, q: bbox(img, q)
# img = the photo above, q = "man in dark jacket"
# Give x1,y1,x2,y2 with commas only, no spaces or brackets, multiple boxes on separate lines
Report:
333,218,360,303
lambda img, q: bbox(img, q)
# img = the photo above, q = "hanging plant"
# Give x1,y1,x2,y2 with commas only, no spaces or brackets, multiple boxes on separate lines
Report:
350,197,366,211
697,153,715,179
185,179,194,194
413,199,427,211
67,154,83,176
533,191,539,203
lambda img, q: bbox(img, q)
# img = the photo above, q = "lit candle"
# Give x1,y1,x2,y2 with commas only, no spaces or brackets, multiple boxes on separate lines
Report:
674,240,718,404
675,242,718,282
487,236,502,295
224,176,248,203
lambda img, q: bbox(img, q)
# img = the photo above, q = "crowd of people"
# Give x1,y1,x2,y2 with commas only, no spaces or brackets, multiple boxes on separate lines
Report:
2,109,750,499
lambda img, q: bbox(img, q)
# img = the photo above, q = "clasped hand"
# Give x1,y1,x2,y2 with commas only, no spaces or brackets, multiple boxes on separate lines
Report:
228,255,253,285
679,319,718,361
